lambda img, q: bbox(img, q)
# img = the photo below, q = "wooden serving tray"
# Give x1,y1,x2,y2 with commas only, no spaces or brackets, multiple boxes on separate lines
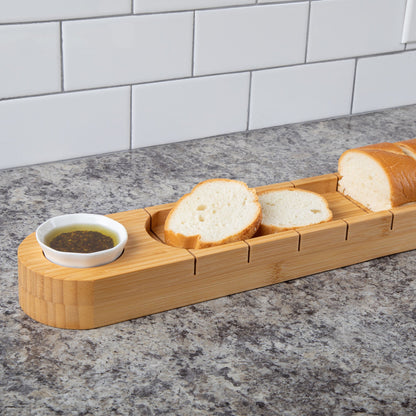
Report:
18,174,416,329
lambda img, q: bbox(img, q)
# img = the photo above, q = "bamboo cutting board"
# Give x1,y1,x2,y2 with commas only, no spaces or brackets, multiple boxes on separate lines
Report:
18,173,416,329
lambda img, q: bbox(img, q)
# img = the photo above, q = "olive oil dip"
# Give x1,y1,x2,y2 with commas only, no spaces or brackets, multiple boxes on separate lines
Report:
46,225,118,253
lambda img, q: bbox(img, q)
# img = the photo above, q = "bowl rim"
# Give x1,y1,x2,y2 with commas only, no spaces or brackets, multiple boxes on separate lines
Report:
35,213,128,266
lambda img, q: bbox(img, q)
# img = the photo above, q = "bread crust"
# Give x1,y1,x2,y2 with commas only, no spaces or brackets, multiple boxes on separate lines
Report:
164,178,262,249
338,141,416,209
257,188,333,235
398,137,416,159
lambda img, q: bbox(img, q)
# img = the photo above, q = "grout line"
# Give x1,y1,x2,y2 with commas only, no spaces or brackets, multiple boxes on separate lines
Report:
0,84,132,102
0,2,309,25
246,72,253,131
0,15,131,26
2,48,412,104
191,11,196,76
304,0,312,63
129,85,133,150
131,0,134,14
349,58,358,115
59,21,64,91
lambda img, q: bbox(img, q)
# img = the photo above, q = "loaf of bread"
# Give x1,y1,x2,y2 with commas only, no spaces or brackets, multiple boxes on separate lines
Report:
257,188,333,234
338,138,416,211
398,137,416,159
164,179,262,249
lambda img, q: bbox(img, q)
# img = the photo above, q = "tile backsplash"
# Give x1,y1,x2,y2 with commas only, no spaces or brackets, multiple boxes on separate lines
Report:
1,0,415,169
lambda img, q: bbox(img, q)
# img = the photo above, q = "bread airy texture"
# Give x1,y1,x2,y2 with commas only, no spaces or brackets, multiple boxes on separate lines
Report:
164,179,262,249
338,140,416,211
258,188,333,234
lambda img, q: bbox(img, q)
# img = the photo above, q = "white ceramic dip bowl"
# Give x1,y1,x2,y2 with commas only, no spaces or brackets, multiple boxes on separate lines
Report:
36,213,128,268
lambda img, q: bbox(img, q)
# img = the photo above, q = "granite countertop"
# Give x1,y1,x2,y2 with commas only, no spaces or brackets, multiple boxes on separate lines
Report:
2,105,416,415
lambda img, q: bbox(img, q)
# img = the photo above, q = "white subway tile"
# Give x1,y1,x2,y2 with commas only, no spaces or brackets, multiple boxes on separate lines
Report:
307,0,406,62
407,42,416,50
63,14,193,91
0,0,131,23
132,73,249,147
249,60,355,130
0,88,130,169
0,23,60,99
194,3,309,76
134,0,254,13
353,51,416,114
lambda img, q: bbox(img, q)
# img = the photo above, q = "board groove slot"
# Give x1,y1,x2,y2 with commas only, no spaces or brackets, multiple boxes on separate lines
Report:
245,240,251,263
389,210,395,230
343,219,349,240
17,174,416,329
296,231,301,251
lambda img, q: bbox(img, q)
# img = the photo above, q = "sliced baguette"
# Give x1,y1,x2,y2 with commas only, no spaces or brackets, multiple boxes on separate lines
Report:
164,179,262,249
338,140,416,211
258,188,333,235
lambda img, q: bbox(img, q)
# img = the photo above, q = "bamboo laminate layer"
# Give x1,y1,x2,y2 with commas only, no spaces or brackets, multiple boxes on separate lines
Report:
18,174,416,329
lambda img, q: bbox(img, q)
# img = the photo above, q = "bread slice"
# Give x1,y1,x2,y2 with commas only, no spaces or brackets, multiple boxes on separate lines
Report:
338,141,416,211
164,179,262,249
258,188,333,234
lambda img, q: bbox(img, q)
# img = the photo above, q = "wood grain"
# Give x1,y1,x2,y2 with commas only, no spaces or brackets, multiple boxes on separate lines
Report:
292,173,338,193
18,174,416,329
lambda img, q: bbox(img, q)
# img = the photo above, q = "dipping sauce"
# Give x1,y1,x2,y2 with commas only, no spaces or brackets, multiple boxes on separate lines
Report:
46,225,118,253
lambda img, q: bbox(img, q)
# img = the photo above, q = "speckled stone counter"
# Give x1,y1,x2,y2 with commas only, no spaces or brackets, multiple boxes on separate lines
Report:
2,106,416,415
